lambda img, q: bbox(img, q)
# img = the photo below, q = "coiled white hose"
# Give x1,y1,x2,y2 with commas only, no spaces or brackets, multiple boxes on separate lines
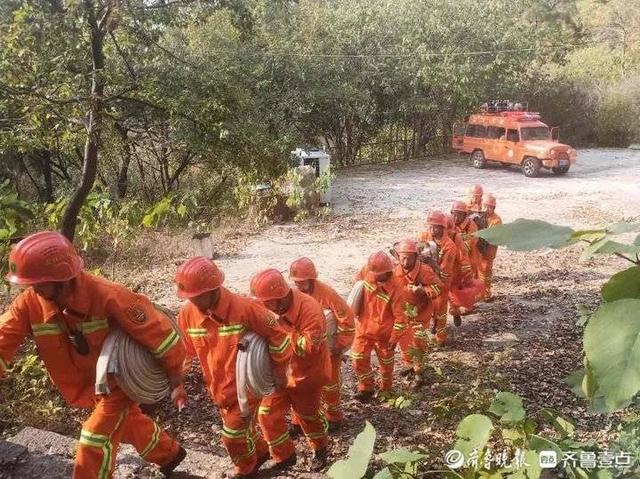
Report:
95,304,179,405
347,280,365,318
236,331,275,417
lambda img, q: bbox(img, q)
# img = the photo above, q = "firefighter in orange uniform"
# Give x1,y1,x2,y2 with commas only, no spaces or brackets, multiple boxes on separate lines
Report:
452,200,480,281
0,232,186,479
478,194,502,301
467,184,484,213
446,213,474,325
418,212,458,346
251,269,331,472
289,257,354,431
392,239,442,386
175,257,292,478
351,251,407,401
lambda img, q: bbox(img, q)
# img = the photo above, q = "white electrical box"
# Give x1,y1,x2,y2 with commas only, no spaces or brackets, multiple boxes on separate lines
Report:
290,147,332,205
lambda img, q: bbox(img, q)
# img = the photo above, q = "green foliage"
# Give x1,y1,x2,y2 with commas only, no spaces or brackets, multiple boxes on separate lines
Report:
453,414,494,460
141,193,196,229
0,179,34,285
327,421,376,479
45,189,141,251
476,219,575,251
0,345,66,432
481,217,640,413
601,267,640,302
584,299,640,411
489,392,526,425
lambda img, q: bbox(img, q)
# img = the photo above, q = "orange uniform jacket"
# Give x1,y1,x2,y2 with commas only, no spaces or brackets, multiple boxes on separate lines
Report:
307,280,355,350
178,287,292,409
279,289,332,390
392,262,442,324
354,269,407,344
0,272,185,408
482,212,503,260
418,232,458,289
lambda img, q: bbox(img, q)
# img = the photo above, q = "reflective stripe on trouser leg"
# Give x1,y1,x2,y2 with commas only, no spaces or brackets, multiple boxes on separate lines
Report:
322,354,344,422
374,341,395,391
412,326,429,372
258,391,295,462
73,390,131,479
220,403,265,475
120,405,180,467
398,326,415,367
289,387,327,451
351,335,375,392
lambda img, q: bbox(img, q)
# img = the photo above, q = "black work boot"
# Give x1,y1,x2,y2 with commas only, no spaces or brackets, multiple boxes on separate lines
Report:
399,366,415,378
453,314,462,327
232,452,270,478
290,423,303,438
271,453,297,471
354,390,375,403
327,420,343,433
310,447,328,472
160,446,187,477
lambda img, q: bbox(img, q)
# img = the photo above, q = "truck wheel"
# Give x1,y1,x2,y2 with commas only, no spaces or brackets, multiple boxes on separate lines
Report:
552,166,570,175
522,157,541,177
471,150,486,169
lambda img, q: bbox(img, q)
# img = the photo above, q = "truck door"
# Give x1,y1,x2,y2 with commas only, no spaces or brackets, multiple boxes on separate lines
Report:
452,123,466,151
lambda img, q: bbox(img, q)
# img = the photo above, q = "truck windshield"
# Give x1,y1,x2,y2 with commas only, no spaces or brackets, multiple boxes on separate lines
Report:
520,126,551,141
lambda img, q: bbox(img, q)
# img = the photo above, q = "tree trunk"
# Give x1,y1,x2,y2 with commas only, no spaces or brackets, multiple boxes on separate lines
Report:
60,0,107,241
114,122,131,199
40,150,54,203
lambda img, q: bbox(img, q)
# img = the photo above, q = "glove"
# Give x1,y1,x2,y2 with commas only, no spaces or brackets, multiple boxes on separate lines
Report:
170,382,187,411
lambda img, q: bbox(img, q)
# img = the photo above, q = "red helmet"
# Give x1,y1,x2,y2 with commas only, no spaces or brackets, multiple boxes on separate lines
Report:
175,256,225,298
427,211,447,227
451,201,468,213
250,268,290,301
289,257,318,281
470,184,483,196
394,239,418,254
484,194,496,207
6,231,83,285
367,251,394,274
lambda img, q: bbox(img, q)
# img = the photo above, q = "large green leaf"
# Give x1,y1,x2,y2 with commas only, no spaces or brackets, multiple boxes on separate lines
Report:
539,408,575,438
379,448,426,464
489,392,526,424
475,219,574,251
581,239,640,261
584,299,640,411
606,222,640,235
372,467,393,479
453,414,493,459
327,421,376,479
601,266,640,302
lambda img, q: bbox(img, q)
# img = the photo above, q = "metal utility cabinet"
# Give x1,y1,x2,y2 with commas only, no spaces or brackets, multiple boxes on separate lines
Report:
290,147,332,205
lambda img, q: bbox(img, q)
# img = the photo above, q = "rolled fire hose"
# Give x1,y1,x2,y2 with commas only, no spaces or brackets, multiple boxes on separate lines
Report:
236,311,339,417
236,331,275,418
325,310,337,352
95,304,179,404
347,280,365,318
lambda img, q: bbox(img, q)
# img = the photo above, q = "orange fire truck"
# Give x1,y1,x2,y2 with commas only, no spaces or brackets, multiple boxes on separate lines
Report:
452,101,577,177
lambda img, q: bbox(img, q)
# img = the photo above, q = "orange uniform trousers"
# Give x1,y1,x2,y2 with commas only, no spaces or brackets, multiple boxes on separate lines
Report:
478,254,496,298
322,353,345,422
398,322,430,372
73,388,180,479
219,401,269,475
258,387,327,462
351,335,395,392
433,292,450,346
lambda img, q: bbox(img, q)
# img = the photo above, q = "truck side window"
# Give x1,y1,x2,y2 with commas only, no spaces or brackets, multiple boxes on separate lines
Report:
466,124,486,138
507,129,519,142
487,126,505,139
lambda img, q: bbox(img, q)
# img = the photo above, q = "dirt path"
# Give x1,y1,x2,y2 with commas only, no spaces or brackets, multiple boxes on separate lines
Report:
3,148,640,477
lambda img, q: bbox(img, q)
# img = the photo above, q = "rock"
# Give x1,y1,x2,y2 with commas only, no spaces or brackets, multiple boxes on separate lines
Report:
5,427,232,479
